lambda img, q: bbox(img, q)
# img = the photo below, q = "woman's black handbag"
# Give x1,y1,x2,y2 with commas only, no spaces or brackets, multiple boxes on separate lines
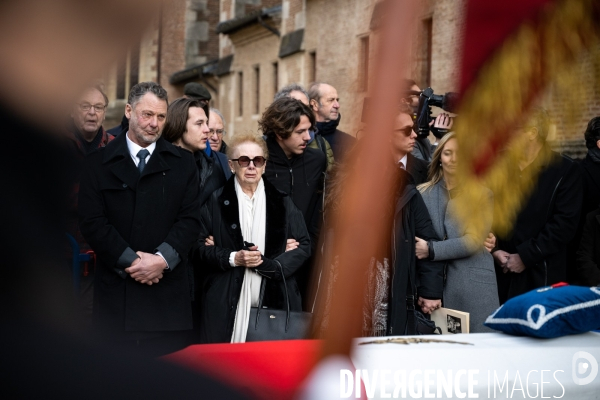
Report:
246,261,312,341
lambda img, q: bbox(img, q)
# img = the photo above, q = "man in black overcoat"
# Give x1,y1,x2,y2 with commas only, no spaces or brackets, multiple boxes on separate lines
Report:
493,109,583,303
568,116,600,284
79,82,201,355
388,112,443,335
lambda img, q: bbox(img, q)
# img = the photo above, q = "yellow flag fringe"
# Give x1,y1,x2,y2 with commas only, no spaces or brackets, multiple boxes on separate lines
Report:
453,0,600,238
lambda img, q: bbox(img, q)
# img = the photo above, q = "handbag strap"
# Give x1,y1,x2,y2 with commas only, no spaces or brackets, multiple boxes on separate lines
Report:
253,260,293,332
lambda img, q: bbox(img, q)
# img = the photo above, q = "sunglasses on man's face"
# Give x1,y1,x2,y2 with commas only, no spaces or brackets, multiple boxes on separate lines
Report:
231,156,266,168
396,126,414,137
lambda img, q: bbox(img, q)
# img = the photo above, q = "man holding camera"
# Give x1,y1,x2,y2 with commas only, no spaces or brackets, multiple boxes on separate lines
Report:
403,80,454,163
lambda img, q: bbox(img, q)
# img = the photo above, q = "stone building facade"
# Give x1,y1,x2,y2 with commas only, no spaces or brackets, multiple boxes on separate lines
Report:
98,0,596,157
214,0,469,139
102,0,221,129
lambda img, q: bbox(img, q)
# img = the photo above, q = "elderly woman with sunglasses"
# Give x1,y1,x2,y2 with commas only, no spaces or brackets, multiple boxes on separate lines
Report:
192,132,311,343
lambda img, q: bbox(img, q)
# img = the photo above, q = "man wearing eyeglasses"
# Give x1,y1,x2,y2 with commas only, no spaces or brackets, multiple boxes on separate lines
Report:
208,108,228,155
66,85,115,328
69,86,114,155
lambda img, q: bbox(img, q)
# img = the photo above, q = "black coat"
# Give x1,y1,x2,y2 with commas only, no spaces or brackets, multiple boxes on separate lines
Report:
195,149,230,206
496,146,583,302
193,176,311,343
580,155,600,217
263,135,327,244
106,114,128,137
576,207,600,286
568,154,600,283
316,115,356,163
406,152,429,185
78,133,201,337
389,177,444,335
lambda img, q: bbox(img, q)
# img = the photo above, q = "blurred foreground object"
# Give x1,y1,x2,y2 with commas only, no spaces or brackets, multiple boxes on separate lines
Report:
0,0,246,397
452,0,600,237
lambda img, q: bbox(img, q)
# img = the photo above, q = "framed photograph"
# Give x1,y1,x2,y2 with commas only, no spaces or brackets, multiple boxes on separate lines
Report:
430,307,470,334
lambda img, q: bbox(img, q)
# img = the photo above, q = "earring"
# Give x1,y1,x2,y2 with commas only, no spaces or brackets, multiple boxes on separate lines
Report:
439,163,442,166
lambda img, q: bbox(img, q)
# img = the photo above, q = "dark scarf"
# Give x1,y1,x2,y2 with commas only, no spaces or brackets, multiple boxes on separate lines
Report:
588,147,600,163
70,122,105,155
316,114,341,137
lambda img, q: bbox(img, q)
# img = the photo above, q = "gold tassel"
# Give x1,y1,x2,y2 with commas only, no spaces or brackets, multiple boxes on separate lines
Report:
453,0,600,237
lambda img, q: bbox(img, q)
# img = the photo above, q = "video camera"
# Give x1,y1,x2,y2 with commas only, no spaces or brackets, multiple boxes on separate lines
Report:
414,87,459,139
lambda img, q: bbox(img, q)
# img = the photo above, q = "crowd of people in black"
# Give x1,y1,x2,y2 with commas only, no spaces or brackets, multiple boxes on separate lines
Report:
67,77,600,356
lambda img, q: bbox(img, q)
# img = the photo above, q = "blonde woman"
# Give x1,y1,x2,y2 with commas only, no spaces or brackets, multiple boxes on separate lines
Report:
415,133,499,333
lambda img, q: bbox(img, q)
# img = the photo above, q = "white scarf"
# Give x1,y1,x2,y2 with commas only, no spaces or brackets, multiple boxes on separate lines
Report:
231,178,266,343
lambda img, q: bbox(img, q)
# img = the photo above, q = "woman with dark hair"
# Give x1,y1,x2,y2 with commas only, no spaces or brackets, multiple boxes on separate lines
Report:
162,97,230,205
194,133,311,343
416,132,499,333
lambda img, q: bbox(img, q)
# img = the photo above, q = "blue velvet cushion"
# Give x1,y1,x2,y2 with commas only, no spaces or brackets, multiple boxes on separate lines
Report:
484,285,600,338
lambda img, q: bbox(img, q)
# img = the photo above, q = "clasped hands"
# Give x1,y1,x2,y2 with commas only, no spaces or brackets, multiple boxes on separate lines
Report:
204,235,299,268
124,251,166,285
493,250,526,274
419,297,441,314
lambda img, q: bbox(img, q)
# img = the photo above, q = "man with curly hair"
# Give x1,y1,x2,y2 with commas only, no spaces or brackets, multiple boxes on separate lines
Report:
259,97,327,308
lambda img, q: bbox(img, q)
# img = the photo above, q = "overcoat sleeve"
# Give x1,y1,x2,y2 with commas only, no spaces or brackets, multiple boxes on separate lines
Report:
194,196,237,273
158,155,201,270
576,210,600,286
412,192,444,299
516,161,583,268
256,197,311,280
78,155,134,274
432,189,493,261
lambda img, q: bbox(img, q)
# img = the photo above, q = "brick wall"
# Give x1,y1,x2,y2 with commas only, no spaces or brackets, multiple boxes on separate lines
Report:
282,0,305,35
304,0,374,137
218,24,280,136
159,0,188,99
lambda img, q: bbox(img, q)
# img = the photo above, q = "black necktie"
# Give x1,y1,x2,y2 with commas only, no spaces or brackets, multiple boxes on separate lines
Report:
137,149,150,173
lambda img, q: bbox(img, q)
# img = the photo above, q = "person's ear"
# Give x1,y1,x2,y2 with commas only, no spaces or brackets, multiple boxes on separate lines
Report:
125,103,132,119
310,99,319,112
596,139,600,150
527,127,539,141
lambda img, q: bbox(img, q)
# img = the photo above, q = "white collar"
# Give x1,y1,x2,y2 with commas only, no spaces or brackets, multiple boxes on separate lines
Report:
397,154,408,169
126,131,156,164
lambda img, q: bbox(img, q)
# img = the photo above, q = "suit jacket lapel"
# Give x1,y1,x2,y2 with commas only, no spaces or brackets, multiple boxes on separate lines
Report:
219,178,244,246
141,138,177,178
103,132,139,190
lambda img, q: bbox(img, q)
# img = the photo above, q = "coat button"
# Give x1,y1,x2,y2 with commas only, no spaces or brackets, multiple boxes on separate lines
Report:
230,305,234,310
235,278,240,284
231,223,237,229
122,183,127,188
224,200,230,205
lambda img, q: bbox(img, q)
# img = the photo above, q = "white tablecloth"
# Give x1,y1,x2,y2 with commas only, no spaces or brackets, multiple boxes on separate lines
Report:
344,332,600,399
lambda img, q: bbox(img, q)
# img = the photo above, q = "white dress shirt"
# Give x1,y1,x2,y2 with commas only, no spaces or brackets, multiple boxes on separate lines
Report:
126,132,156,166
397,154,408,170
125,132,169,268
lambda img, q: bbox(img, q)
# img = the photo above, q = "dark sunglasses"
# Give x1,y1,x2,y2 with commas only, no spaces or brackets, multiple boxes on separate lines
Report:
396,126,414,136
231,156,266,168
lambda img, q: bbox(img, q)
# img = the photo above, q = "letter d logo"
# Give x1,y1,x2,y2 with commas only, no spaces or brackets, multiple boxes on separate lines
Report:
572,351,598,386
